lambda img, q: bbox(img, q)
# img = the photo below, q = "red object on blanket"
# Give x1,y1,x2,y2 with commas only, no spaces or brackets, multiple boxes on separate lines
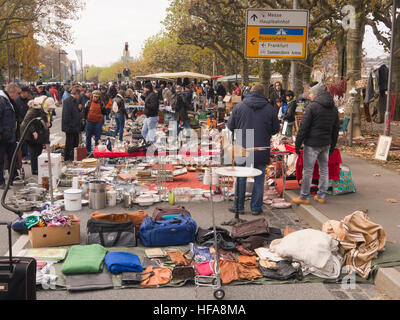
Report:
283,144,342,181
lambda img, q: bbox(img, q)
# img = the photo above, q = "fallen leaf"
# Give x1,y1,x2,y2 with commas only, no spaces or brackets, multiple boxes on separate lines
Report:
386,198,398,203
373,173,381,177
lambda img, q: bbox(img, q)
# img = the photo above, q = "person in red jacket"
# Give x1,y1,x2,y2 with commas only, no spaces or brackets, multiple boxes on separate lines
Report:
49,85,60,103
83,90,107,153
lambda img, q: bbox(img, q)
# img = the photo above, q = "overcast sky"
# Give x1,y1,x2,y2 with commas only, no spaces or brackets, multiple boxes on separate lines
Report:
64,0,388,69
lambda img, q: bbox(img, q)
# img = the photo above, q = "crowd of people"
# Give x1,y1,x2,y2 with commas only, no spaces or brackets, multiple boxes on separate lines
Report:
1,78,339,208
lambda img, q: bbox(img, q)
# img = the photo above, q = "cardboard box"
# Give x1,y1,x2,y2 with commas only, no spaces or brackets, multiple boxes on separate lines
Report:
28,215,80,248
231,95,242,103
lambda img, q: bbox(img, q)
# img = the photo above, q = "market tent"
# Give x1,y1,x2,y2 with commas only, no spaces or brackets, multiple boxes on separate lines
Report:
217,74,260,83
135,75,173,81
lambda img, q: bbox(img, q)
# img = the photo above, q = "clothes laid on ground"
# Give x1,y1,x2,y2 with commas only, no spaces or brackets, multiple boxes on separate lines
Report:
322,211,386,279
66,272,114,291
140,266,172,287
259,260,303,281
269,229,343,279
18,248,68,262
237,256,263,281
105,252,143,275
61,244,108,275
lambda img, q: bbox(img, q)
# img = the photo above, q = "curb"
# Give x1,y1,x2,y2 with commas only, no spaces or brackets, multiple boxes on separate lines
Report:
284,189,400,300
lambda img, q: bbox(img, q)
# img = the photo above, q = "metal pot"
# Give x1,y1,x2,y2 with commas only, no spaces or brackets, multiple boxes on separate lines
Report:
89,180,106,210
123,192,133,208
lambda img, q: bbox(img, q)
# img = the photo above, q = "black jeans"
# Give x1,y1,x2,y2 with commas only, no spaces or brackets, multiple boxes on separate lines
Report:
0,141,17,185
65,133,79,161
27,141,43,174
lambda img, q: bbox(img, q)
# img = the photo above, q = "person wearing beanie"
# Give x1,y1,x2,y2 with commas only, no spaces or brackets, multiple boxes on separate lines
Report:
113,90,129,141
84,90,107,154
20,96,53,175
293,82,340,205
140,82,159,143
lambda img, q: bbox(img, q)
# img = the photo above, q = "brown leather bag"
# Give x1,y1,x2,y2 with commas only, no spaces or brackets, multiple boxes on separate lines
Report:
90,211,148,233
152,206,191,221
231,218,269,239
141,266,172,287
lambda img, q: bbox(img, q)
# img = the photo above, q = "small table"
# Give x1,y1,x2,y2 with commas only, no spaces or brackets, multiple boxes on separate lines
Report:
215,166,263,226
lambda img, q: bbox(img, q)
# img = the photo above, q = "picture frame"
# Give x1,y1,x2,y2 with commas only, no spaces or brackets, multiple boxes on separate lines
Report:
375,135,392,161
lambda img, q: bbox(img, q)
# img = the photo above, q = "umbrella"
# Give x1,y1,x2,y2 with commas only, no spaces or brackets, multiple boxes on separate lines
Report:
139,72,211,80
217,74,260,83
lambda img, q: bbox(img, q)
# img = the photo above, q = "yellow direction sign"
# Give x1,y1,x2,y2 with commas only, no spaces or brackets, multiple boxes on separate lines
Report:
245,9,309,60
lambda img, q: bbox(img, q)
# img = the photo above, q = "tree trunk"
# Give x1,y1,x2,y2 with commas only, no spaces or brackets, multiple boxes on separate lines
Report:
393,11,400,121
281,61,291,90
259,59,271,98
345,0,365,139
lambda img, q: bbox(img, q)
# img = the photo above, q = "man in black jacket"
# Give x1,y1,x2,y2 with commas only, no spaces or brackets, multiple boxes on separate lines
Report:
228,84,280,215
0,83,20,188
14,87,33,159
140,82,159,143
216,82,227,103
62,87,82,161
293,83,340,205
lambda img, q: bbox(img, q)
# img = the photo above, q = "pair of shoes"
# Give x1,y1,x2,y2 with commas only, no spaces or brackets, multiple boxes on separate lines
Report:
251,210,263,216
228,208,245,214
314,196,326,204
292,198,310,205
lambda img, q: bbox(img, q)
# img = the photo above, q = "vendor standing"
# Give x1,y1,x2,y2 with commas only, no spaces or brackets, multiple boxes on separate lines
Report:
140,82,159,144
293,83,340,205
20,96,54,175
84,90,107,153
113,90,129,142
227,84,280,215
62,87,82,161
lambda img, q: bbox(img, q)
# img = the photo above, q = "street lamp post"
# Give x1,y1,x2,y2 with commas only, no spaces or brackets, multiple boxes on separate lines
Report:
6,28,22,84
58,49,67,83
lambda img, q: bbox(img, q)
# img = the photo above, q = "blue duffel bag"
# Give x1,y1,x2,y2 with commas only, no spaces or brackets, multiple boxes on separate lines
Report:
139,213,197,247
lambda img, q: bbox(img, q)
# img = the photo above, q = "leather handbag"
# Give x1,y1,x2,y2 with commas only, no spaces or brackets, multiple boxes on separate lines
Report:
259,260,303,281
231,218,269,239
172,265,196,281
86,219,136,247
121,271,154,285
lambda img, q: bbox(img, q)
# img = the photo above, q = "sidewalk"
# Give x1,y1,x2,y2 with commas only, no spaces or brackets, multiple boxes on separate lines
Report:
285,151,400,299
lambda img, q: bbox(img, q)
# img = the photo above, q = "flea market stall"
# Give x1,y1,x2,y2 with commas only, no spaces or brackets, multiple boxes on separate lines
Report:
2,84,400,300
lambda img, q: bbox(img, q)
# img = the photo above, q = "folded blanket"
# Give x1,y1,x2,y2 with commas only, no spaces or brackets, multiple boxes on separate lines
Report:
105,252,143,275
61,244,108,275
66,273,114,291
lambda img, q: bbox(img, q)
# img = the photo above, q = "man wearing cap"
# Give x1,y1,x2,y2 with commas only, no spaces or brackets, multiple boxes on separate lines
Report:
0,83,21,188
140,82,159,144
83,90,107,154
14,87,34,160
20,96,53,175
293,83,340,205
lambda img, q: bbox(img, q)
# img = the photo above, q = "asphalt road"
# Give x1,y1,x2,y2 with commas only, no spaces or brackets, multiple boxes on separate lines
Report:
0,109,391,300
